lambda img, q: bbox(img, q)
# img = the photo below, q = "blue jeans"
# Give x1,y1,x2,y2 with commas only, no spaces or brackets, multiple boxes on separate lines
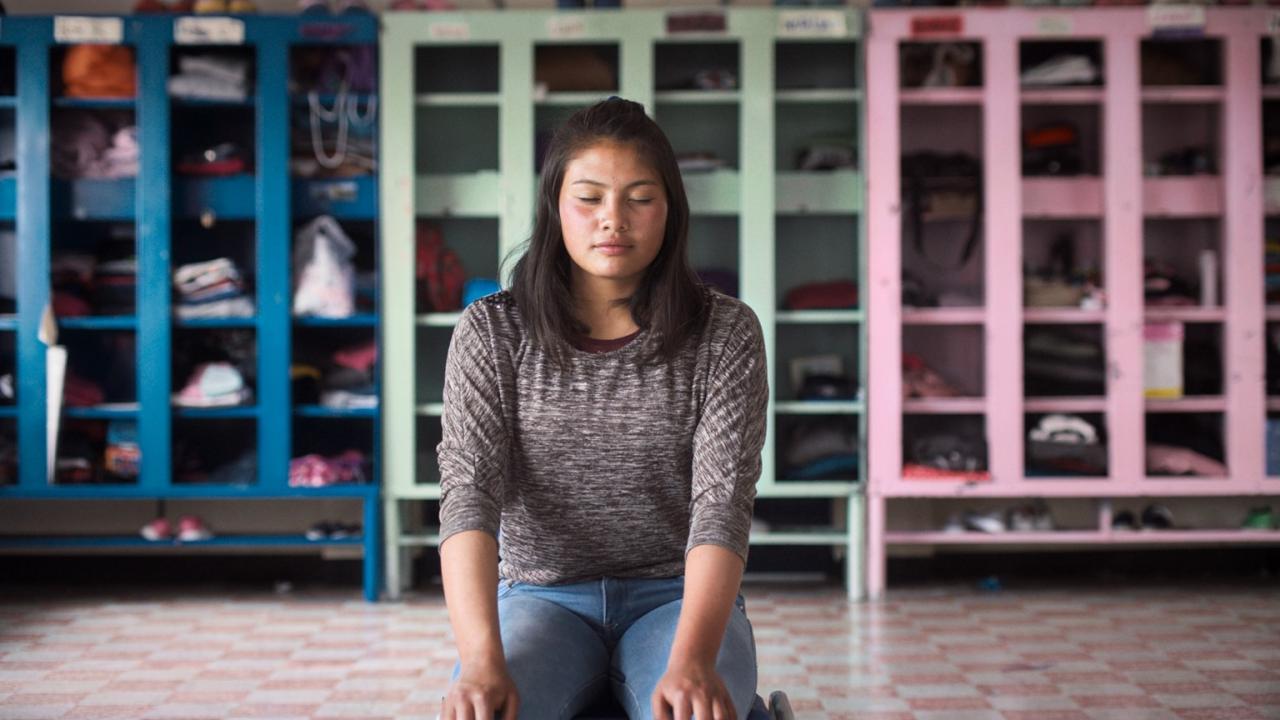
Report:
451,576,763,720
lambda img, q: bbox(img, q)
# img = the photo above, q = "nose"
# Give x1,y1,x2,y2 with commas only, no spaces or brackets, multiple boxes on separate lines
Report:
599,195,627,232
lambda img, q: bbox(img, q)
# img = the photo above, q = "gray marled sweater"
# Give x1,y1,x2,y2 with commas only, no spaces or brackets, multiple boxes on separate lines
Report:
437,287,769,586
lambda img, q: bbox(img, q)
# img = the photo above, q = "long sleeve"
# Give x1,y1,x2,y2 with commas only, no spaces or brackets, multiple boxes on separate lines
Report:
686,308,769,563
437,306,510,546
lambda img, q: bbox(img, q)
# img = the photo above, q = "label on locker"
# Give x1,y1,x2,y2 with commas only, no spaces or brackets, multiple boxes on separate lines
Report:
910,15,963,37
547,16,587,39
777,11,847,38
1146,5,1205,35
175,17,245,45
429,21,471,41
1035,15,1074,36
54,16,124,44
666,11,727,35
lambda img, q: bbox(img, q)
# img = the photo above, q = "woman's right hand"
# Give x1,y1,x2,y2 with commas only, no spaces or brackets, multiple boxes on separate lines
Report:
442,657,520,720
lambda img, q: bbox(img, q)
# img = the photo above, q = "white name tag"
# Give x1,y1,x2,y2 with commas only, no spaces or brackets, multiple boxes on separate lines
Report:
1035,15,1074,37
429,21,470,41
55,16,124,44
1146,5,1205,32
175,17,245,45
777,11,847,38
547,16,587,40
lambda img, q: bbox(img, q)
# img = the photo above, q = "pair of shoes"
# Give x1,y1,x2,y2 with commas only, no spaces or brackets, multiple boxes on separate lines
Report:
140,516,214,542
1242,506,1277,531
1113,504,1174,531
305,521,360,541
299,0,371,14
1007,500,1054,532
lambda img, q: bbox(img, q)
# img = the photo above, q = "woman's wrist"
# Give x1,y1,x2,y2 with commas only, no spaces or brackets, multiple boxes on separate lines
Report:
459,641,506,671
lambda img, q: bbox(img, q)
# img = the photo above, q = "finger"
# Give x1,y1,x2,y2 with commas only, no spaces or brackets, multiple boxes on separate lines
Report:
653,690,672,720
712,696,728,720
693,695,712,720
502,688,519,720
474,693,492,720
674,694,693,720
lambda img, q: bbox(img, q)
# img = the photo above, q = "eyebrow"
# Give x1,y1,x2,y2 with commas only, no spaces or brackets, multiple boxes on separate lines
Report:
569,179,660,190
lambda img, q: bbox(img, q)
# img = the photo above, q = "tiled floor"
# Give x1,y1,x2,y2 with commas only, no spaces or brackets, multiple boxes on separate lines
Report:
0,582,1278,719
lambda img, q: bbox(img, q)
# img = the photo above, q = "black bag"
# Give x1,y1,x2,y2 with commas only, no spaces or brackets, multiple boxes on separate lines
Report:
901,151,982,269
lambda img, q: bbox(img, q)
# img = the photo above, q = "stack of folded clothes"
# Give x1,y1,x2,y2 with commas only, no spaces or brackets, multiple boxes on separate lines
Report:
174,257,253,319
51,111,139,180
173,361,252,408
289,449,367,488
168,53,250,102
322,339,377,410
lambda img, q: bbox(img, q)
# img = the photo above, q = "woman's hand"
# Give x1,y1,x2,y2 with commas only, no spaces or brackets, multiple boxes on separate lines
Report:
442,657,519,720
651,658,736,720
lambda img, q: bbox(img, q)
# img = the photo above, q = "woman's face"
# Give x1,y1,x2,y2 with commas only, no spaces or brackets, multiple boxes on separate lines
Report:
558,140,667,293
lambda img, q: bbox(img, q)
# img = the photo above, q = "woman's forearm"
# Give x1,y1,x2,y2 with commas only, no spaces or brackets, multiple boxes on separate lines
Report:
669,544,745,666
440,530,504,667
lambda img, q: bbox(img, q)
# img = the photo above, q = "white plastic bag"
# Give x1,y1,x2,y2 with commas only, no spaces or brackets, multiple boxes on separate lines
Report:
292,215,356,318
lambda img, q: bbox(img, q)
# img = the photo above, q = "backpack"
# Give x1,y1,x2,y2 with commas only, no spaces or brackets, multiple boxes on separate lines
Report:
415,223,465,312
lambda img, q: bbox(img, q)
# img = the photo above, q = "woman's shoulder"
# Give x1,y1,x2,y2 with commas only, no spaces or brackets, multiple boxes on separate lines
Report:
701,286,763,342
456,290,524,348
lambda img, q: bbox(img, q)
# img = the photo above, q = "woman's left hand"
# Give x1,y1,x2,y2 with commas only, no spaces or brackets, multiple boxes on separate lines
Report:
651,658,736,720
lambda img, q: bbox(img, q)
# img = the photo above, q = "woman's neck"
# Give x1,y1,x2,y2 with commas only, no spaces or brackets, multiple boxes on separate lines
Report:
573,276,640,340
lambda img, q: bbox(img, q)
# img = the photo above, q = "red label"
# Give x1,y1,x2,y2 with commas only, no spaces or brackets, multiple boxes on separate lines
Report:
666,12,727,35
910,15,964,37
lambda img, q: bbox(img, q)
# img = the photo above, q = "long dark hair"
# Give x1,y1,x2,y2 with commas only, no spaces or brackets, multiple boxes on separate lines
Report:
509,97,708,367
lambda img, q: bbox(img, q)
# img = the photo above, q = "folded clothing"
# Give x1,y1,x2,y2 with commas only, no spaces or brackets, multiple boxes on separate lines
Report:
168,54,249,102
173,361,251,407
62,45,136,99
289,449,367,488
174,257,252,319
1146,443,1227,477
52,111,138,179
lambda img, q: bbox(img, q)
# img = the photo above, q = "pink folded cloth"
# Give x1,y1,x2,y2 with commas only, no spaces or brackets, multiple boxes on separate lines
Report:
1146,444,1228,477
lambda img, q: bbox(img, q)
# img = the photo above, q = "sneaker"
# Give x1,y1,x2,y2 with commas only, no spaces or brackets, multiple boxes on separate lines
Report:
329,522,359,540
298,0,330,13
1140,504,1175,531
1007,505,1038,532
140,517,173,541
1242,506,1274,531
963,509,1005,534
943,513,965,534
305,521,333,541
176,515,213,542
1113,509,1137,531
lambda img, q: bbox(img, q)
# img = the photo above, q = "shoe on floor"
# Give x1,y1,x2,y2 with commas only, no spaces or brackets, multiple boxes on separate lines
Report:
963,509,1005,533
1242,506,1274,531
176,515,213,542
1113,509,1137,531
1140,503,1175,531
140,517,173,541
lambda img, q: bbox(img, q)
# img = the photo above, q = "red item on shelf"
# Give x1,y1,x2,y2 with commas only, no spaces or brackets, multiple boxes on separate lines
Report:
902,463,992,482
783,280,859,311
